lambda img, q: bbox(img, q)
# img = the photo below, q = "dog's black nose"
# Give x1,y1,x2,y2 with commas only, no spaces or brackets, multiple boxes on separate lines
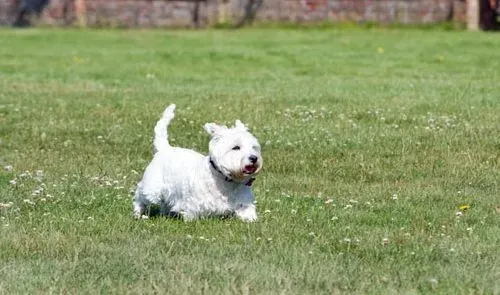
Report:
249,155,258,164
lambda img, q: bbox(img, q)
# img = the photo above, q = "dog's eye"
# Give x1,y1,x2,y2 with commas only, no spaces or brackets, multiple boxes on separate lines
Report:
232,146,240,150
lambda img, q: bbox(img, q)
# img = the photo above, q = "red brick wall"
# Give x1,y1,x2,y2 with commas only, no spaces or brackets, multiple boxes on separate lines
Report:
237,0,466,24
0,0,466,27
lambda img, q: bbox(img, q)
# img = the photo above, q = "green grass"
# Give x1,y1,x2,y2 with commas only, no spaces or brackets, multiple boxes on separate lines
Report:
1,28,500,294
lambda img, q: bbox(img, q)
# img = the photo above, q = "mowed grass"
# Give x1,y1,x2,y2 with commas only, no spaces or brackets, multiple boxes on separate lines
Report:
0,28,499,294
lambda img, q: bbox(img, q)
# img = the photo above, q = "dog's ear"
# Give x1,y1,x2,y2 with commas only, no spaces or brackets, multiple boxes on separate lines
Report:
204,123,226,136
234,120,248,131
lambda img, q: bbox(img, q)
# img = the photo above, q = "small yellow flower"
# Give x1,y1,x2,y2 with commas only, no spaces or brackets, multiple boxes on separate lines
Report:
458,204,470,211
377,47,384,54
435,55,445,62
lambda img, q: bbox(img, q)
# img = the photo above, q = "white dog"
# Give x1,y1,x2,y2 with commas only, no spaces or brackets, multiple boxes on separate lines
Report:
133,104,263,222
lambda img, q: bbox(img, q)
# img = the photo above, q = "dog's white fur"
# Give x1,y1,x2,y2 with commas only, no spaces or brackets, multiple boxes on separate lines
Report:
133,104,263,222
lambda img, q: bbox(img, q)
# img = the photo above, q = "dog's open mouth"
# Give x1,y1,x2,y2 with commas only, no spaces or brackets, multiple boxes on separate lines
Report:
243,165,258,174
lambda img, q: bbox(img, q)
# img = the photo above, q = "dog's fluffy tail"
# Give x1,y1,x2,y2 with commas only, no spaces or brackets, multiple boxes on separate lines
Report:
153,104,176,153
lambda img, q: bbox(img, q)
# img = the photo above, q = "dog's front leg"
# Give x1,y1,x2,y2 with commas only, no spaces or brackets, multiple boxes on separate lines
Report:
234,203,258,222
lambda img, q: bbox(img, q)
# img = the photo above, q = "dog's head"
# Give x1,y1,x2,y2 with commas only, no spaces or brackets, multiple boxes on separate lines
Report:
204,120,263,183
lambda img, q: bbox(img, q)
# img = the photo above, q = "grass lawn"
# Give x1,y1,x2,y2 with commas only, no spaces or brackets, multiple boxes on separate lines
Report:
0,27,499,294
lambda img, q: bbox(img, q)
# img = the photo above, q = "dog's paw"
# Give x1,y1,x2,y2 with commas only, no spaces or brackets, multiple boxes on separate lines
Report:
235,205,258,222
133,212,149,220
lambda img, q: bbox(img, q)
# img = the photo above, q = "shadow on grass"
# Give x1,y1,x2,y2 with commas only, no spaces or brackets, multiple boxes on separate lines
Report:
143,205,234,221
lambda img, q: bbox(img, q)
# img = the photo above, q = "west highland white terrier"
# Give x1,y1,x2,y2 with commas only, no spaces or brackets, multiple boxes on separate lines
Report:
133,104,263,222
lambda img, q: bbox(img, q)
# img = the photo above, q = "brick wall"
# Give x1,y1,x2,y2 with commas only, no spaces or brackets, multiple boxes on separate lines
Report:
246,0,466,24
0,0,466,27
